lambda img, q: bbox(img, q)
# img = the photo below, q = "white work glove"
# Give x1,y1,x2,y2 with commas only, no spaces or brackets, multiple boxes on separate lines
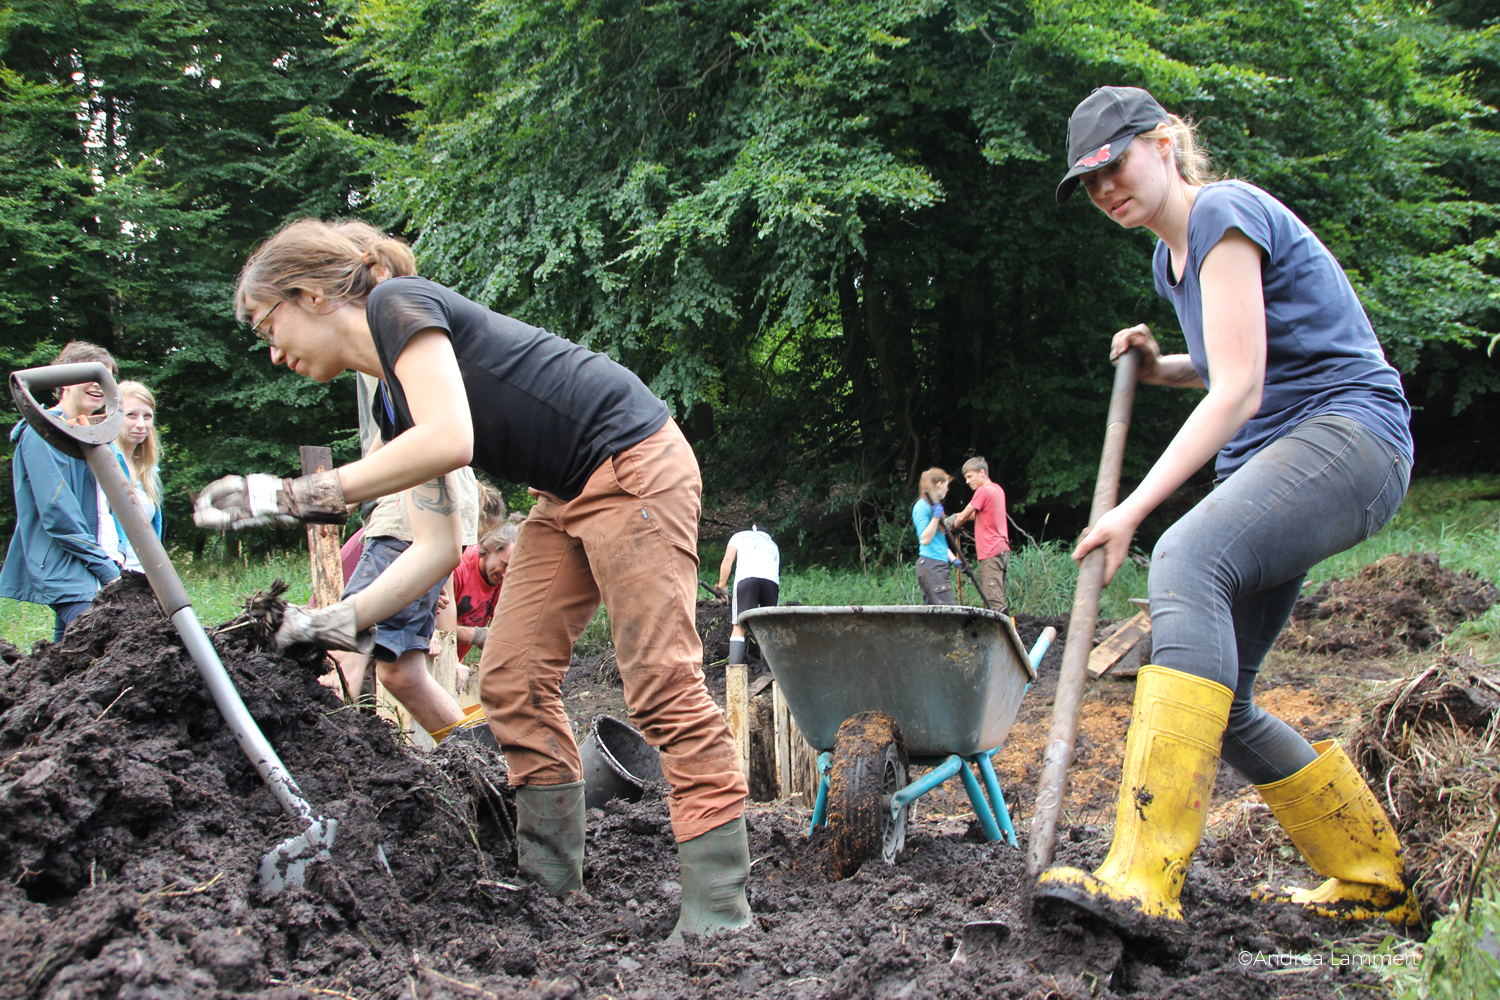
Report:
275,600,375,655
194,471,348,530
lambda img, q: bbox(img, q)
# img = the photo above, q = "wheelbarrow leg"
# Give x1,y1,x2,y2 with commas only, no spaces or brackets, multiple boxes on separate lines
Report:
974,753,1017,847
958,755,1004,843
809,751,833,834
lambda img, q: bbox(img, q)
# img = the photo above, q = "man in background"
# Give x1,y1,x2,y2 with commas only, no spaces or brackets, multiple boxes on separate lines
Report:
946,456,1010,612
715,524,780,665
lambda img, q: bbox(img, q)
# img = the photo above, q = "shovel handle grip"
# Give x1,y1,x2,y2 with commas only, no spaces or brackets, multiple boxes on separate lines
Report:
9,363,122,457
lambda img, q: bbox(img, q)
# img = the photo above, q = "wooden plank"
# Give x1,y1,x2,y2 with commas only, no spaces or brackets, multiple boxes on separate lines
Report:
726,662,750,779
773,681,791,801
1087,610,1152,678
429,630,459,701
789,718,820,808
300,446,344,608
749,673,774,699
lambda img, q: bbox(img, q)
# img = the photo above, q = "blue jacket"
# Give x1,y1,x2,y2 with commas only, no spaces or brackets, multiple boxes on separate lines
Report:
1,413,121,605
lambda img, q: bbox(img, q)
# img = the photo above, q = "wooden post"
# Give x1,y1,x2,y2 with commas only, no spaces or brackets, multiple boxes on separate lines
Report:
300,446,344,608
771,680,822,807
726,662,750,778
429,630,460,702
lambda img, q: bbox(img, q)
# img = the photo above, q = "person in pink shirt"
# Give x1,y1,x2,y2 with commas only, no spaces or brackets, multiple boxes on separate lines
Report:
946,456,1010,612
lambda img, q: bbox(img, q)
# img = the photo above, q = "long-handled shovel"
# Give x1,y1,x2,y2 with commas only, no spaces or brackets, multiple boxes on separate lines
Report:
1026,348,1140,876
922,489,999,611
10,362,338,892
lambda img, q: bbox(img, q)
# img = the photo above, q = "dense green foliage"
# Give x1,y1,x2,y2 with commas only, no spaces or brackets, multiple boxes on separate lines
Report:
0,0,408,542
350,0,1500,555
3,1,1500,565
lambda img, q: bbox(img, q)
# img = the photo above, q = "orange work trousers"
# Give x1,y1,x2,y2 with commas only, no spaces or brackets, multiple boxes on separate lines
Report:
477,419,747,842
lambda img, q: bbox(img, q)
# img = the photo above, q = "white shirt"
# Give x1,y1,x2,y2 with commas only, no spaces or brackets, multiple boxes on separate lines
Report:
728,529,779,586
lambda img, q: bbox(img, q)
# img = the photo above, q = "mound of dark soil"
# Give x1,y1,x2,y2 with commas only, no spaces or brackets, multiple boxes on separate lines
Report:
0,577,1403,998
1280,552,1497,658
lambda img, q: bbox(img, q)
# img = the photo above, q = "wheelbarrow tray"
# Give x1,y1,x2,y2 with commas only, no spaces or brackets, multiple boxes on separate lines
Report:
739,606,1037,758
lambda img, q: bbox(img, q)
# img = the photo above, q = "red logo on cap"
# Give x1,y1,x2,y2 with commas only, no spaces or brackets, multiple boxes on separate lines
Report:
1078,143,1112,168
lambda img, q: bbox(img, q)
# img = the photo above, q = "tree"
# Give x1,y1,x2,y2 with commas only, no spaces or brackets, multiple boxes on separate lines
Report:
346,0,1500,559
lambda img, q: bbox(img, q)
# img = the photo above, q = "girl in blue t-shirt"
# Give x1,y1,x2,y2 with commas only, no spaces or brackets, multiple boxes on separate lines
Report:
1036,87,1417,929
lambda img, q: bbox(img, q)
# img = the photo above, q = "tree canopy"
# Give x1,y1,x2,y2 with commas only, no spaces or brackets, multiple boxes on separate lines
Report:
3,0,1499,560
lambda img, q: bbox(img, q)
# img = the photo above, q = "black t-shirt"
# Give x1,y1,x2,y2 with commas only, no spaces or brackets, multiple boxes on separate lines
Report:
366,277,670,501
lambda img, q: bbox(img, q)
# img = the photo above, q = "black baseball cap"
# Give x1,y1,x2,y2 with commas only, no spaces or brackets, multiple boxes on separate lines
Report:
1056,86,1170,205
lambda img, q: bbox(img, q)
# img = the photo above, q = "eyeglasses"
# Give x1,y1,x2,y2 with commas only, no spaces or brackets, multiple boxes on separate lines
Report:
249,300,283,345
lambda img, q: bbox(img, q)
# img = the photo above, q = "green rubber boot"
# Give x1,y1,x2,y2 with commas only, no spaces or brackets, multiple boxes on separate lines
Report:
668,816,753,942
515,781,585,896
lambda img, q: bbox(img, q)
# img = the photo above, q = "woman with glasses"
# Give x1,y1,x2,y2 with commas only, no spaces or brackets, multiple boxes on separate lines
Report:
193,219,750,941
1034,87,1416,929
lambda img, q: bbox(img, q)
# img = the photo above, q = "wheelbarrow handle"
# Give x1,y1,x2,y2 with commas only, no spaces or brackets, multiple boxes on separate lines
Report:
10,363,321,834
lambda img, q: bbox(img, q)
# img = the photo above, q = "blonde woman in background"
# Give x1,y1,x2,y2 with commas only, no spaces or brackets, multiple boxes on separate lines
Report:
98,381,165,570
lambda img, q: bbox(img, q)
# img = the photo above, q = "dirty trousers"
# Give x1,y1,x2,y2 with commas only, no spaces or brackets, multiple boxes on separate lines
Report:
477,420,747,842
1148,415,1409,785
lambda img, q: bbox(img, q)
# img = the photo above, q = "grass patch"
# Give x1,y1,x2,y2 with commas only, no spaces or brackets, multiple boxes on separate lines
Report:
1,548,312,650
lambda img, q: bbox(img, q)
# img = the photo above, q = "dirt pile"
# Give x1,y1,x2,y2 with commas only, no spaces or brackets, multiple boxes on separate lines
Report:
1348,654,1500,908
1280,552,1497,658
0,576,1415,999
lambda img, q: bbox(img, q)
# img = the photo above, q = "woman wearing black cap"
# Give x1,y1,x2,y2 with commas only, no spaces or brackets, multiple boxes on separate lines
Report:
1035,87,1417,927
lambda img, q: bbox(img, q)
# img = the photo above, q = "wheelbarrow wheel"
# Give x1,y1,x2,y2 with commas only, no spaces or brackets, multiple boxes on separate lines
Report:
827,711,908,880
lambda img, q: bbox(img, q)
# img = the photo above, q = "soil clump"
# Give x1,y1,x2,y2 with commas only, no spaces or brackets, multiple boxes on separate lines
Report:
1281,552,1497,658
3,567,1487,998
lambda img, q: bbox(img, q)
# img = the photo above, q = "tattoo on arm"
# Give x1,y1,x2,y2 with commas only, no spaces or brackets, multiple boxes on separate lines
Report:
412,475,458,516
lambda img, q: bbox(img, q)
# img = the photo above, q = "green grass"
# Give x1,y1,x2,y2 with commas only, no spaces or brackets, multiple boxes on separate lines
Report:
0,548,313,649
6,475,1497,654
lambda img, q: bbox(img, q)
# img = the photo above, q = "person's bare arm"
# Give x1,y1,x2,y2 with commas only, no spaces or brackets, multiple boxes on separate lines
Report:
348,474,464,628
1110,324,1206,389
1076,231,1267,581
336,330,474,503
717,545,738,591
435,577,457,632
919,512,941,546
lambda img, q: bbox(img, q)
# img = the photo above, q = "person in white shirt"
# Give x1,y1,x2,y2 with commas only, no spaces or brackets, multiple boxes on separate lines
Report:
714,525,780,665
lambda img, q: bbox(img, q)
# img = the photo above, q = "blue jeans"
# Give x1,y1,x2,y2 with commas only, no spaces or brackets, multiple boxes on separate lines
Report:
1148,415,1409,784
51,601,92,641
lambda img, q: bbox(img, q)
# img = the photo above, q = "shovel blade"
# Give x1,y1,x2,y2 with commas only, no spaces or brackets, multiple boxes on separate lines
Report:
950,921,1010,965
259,817,339,893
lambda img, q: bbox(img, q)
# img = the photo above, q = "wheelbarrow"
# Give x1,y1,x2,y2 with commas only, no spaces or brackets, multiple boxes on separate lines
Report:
10,362,338,892
739,605,1054,876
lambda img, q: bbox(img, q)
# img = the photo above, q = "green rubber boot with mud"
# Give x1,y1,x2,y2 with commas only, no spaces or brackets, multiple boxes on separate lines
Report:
1035,665,1233,923
516,781,585,896
1254,740,1420,925
668,816,753,942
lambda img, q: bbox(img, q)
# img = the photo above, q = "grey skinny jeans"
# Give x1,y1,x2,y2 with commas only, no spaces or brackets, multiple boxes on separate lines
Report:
1147,415,1409,785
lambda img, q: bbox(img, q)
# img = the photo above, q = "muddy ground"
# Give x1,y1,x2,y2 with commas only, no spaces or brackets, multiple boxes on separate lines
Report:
0,555,1493,999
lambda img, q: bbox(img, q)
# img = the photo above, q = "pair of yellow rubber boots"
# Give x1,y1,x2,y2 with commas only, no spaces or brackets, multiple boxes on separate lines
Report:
1035,665,1419,926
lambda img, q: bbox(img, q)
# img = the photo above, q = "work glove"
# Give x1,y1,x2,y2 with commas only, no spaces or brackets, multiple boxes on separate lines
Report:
194,471,348,530
469,626,488,650
942,514,958,529
713,585,728,601
950,555,967,570
274,600,375,655
929,502,945,520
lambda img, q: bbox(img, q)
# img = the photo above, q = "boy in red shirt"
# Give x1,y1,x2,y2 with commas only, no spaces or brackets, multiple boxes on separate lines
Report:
440,521,520,662
946,456,1010,612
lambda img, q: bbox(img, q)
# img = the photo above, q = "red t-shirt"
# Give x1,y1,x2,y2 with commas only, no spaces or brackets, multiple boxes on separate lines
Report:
970,481,1010,560
451,544,501,658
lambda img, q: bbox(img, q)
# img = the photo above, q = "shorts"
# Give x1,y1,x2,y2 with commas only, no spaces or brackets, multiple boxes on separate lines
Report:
341,535,445,662
732,577,780,622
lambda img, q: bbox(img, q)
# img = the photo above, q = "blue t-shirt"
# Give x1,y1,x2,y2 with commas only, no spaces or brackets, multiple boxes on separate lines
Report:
1152,180,1412,478
911,500,950,562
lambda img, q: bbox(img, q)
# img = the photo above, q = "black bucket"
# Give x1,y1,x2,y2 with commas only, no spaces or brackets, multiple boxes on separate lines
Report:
580,715,664,808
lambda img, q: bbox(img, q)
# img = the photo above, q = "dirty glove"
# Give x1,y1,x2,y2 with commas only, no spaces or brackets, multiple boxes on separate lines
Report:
713,585,728,601
274,600,375,655
942,514,958,529
469,626,488,650
194,471,348,530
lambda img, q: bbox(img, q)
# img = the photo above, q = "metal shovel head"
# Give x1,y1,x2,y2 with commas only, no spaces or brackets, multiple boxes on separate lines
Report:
950,920,1010,965
259,817,339,893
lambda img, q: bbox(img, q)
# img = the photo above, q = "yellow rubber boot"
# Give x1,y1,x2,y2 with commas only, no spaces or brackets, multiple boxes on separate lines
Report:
1254,740,1419,925
1035,665,1233,922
